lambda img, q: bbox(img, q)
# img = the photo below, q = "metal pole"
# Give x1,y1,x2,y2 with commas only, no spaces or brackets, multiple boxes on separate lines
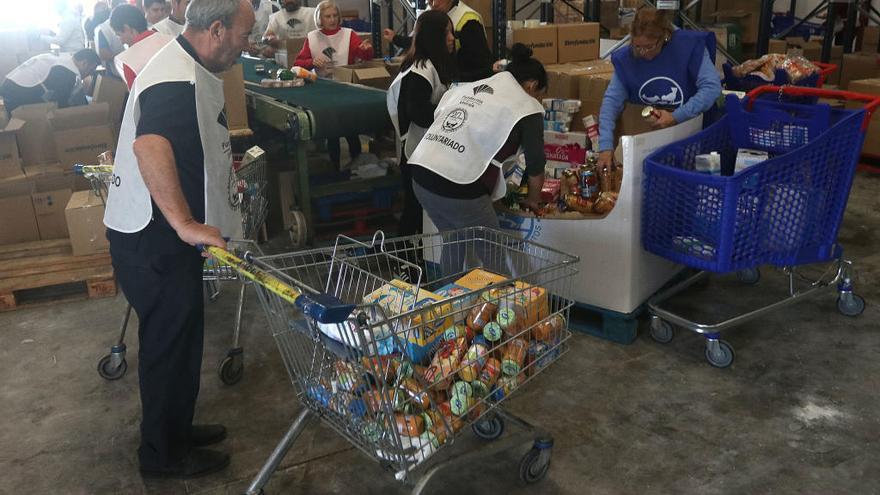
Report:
493,0,507,60
821,0,838,62
371,0,382,57
843,0,858,53
789,0,797,16
756,0,774,56
540,0,553,22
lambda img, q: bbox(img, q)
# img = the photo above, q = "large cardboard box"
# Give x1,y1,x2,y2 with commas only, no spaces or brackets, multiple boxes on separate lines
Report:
577,73,614,131
839,53,880,89
65,189,109,256
512,25,558,65
861,26,880,53
0,119,25,180
768,38,787,54
31,173,73,240
221,64,249,132
556,23,600,63
703,0,760,44
0,177,39,245
785,38,821,61
334,60,392,89
50,103,115,168
92,75,128,141
546,60,614,100
845,79,880,156
11,102,58,166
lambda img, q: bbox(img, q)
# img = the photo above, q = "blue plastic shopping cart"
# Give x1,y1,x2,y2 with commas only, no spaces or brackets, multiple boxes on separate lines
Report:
640,85,877,368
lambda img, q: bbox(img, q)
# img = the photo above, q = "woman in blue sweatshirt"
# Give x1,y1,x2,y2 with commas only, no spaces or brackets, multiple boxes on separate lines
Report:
597,7,721,168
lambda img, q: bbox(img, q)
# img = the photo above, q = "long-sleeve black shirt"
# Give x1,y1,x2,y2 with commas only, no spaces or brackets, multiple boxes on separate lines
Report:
397,70,438,147
393,19,492,83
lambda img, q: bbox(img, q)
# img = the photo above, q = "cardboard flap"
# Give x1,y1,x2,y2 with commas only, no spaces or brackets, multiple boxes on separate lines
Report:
50,102,111,131
354,67,390,80
1,118,25,135
0,178,35,198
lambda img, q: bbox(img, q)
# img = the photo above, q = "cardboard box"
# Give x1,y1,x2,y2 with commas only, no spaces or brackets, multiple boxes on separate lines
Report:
846,79,880,156
607,26,629,40
92,75,128,141
65,189,109,256
785,38,822,61
0,177,39,245
600,0,619,28
221,64,248,132
544,130,588,174
334,60,392,89
556,23,600,63
576,73,614,131
31,173,73,240
11,102,58,166
546,60,614,99
861,26,880,53
512,25,558,65
768,39,787,54
839,53,880,89
50,103,115,168
0,118,25,179
703,0,760,44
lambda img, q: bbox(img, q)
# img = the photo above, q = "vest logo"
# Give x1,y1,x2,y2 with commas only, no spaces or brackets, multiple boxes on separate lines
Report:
322,47,336,60
441,108,468,132
217,109,228,129
472,84,494,96
638,77,684,106
286,18,302,28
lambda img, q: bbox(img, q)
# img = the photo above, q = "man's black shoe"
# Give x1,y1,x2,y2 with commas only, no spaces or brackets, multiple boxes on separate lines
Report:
140,448,230,479
192,424,227,447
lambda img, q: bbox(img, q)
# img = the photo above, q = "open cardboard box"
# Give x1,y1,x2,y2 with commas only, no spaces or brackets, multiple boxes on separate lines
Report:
31,172,73,240
11,102,58,166
0,118,25,180
334,60,392,89
50,102,115,169
0,177,39,245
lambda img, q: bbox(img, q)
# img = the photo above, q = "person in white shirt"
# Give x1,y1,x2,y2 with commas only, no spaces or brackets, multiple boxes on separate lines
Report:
144,0,168,28
1,49,100,114
95,1,127,76
262,0,315,56
152,0,189,36
43,2,86,52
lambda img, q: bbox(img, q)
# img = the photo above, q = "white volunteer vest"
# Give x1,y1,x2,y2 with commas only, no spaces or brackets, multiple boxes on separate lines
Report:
6,53,79,88
306,28,351,78
152,17,185,37
114,32,175,88
104,40,242,239
407,71,543,200
95,19,124,55
387,60,446,158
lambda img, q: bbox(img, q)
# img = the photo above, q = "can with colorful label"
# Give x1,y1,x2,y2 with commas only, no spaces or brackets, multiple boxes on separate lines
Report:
501,338,528,376
578,163,598,201
458,335,489,382
472,357,501,397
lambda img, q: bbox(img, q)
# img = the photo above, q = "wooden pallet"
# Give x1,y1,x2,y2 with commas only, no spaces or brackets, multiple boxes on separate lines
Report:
0,239,116,311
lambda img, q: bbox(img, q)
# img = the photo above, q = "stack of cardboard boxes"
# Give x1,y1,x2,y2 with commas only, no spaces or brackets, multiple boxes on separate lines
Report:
510,22,600,66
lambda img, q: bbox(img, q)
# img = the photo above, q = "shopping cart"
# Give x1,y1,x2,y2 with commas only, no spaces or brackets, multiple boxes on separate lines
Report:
641,86,875,368
722,61,837,104
206,227,578,493
86,146,270,384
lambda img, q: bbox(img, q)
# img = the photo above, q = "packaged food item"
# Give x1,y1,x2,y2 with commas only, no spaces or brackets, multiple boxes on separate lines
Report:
450,380,474,398
612,163,623,192
458,336,489,382
501,338,528,376
466,301,498,330
532,314,565,342
695,152,721,175
482,321,503,342
496,306,523,337
449,392,475,416
564,193,593,213
399,376,432,409
395,413,425,437
544,110,573,122
441,323,473,342
526,341,553,377
579,163,599,200
333,361,367,394
436,401,465,431
735,148,769,173
490,374,524,401
542,98,581,113
582,115,599,150
455,269,507,291
424,337,467,388
641,106,661,120
560,169,580,197
540,178,561,203
543,120,570,132
362,388,393,415
598,163,613,193
472,357,502,397
290,65,318,82
592,191,617,214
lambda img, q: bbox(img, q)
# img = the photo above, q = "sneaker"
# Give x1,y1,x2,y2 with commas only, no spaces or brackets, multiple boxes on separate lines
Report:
140,448,230,479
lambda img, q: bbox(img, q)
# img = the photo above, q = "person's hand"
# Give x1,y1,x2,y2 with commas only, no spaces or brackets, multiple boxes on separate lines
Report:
313,56,329,69
264,34,280,48
261,45,276,58
382,28,395,42
651,109,677,129
520,198,543,216
175,219,227,256
247,43,261,56
359,39,373,51
597,149,614,169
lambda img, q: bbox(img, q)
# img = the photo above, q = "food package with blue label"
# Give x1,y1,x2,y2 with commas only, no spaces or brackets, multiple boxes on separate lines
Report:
362,279,455,364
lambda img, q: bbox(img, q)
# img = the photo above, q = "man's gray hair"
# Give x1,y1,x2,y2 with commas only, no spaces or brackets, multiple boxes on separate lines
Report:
185,0,241,29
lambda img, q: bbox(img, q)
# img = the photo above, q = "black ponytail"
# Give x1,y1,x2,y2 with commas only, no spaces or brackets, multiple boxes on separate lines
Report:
506,43,547,90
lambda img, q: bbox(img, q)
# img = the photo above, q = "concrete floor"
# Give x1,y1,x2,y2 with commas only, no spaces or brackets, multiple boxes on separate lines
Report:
2,171,878,495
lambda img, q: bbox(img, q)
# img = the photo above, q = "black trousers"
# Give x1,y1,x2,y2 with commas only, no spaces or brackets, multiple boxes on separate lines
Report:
327,134,362,166
398,150,423,237
0,80,45,115
108,223,205,468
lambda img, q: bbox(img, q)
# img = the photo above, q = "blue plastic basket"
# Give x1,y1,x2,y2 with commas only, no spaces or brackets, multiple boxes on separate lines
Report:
642,91,868,273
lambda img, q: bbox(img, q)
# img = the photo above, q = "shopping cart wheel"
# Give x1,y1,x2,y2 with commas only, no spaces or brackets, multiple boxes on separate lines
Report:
836,293,865,317
472,413,504,441
288,210,308,248
519,439,552,484
736,267,761,285
649,317,674,344
218,348,244,385
97,353,128,380
704,339,735,368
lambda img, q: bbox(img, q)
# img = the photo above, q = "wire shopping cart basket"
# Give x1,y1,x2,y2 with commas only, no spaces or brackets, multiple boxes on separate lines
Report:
641,86,876,368
207,227,579,494
83,146,270,385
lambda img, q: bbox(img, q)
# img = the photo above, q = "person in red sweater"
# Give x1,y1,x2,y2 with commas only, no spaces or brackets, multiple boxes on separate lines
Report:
294,1,373,77
295,0,373,167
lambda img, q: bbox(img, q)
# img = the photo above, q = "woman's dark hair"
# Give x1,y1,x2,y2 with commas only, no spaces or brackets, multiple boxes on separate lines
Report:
110,4,148,33
506,43,547,90
402,10,457,85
